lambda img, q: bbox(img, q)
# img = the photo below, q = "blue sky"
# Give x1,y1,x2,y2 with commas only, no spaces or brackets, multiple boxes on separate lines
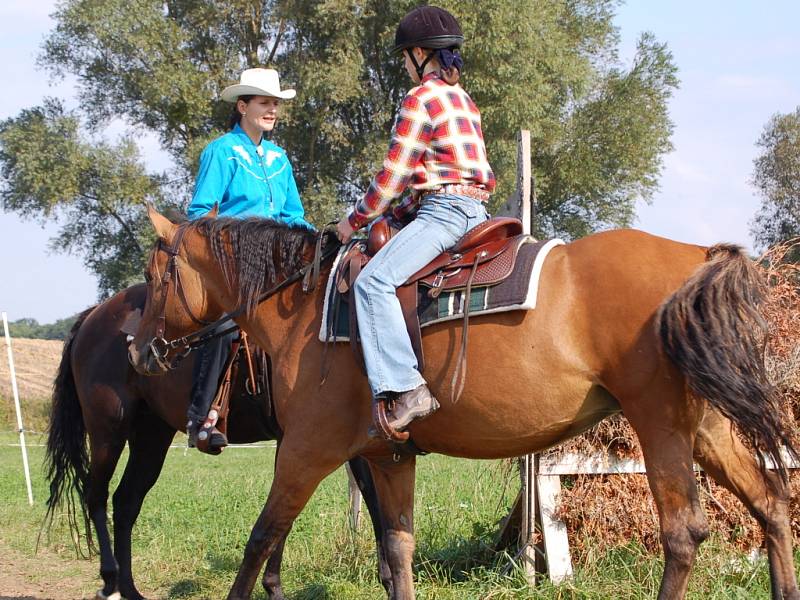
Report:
1,1,799,323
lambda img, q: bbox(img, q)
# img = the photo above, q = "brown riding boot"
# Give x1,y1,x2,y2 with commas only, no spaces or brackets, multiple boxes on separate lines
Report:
386,384,440,431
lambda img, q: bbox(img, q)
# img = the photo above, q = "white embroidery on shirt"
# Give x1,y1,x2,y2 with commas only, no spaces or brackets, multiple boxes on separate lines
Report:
227,158,264,180
232,145,253,165
265,150,282,167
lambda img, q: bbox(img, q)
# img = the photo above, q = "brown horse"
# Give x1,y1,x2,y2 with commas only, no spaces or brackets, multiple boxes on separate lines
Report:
46,283,390,600
128,207,799,600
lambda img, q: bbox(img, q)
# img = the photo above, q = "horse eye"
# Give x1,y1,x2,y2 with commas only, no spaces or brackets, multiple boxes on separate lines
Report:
144,271,153,283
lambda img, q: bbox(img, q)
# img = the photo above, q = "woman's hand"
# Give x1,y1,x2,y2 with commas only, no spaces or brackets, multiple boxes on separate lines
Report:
336,217,355,244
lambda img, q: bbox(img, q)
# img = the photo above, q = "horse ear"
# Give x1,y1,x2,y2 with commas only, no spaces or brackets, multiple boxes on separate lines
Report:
146,203,177,240
207,203,219,218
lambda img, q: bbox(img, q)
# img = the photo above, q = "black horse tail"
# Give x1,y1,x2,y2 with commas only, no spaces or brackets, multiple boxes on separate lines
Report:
657,244,797,482
43,305,96,553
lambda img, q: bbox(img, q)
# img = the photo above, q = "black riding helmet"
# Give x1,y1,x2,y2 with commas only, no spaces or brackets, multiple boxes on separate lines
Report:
392,6,463,79
392,6,464,53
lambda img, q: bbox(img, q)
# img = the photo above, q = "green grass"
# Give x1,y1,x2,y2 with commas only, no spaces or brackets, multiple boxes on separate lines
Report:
0,429,789,599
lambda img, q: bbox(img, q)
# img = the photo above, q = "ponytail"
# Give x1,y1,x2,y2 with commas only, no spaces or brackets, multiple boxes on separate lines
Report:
435,48,463,85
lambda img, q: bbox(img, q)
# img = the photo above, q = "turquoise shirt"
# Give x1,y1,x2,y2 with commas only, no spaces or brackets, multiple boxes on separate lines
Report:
187,123,312,228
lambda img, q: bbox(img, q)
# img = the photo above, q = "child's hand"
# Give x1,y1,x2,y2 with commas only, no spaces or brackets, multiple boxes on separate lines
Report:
336,218,355,244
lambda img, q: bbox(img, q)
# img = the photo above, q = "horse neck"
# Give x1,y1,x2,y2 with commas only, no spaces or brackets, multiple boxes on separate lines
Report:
184,227,241,316
246,265,329,357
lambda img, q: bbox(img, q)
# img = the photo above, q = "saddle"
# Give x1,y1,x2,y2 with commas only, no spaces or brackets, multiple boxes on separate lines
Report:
195,331,271,454
334,215,526,441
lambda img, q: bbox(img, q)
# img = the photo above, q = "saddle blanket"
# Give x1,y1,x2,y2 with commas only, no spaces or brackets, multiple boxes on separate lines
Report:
318,236,565,342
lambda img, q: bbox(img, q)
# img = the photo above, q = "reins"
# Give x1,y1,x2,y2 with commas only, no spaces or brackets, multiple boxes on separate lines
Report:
148,223,339,370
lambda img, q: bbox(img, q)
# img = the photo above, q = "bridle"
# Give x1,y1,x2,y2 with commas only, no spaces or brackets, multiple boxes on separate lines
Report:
144,223,338,371
146,224,216,370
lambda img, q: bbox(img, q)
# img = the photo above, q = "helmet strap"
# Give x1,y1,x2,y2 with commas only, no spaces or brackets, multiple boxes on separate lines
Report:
405,48,434,80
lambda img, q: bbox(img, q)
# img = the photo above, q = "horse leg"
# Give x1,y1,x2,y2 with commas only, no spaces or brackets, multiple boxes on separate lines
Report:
366,456,417,600
624,385,708,600
112,413,176,600
228,443,342,600
694,408,799,600
261,533,290,600
257,449,392,599
348,455,393,597
86,427,127,600
260,441,291,600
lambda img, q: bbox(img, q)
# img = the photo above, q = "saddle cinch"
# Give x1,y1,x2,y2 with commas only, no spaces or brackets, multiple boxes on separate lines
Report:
334,216,526,440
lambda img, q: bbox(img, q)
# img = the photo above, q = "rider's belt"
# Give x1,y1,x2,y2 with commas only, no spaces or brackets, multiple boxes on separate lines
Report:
425,184,491,203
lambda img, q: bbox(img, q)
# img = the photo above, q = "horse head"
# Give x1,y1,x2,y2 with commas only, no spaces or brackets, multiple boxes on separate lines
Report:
128,205,332,376
128,205,228,376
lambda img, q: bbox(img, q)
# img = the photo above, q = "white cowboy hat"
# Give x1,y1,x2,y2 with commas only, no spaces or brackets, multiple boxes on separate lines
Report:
221,68,296,102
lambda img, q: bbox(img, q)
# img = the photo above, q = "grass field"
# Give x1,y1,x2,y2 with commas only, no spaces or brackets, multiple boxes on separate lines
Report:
0,425,787,600
0,338,793,598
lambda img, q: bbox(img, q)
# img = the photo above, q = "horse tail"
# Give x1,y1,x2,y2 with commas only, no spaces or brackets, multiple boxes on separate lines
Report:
657,244,797,482
43,305,96,553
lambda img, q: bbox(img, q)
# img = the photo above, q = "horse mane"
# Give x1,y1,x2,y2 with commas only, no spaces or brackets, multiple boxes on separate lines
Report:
188,217,324,314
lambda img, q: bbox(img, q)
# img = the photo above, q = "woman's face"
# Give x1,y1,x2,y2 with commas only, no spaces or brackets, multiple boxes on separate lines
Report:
239,95,281,133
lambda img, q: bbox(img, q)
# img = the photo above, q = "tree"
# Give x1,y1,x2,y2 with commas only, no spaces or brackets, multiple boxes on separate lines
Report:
0,0,678,299
0,100,166,295
751,107,800,251
7,315,78,340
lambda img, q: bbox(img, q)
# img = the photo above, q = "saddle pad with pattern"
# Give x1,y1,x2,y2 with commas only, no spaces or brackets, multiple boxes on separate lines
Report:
318,237,565,342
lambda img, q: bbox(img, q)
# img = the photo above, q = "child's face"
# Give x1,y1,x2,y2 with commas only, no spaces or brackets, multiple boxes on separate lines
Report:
403,49,421,84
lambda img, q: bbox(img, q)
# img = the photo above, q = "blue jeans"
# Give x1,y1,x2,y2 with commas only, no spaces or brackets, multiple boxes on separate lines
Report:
354,194,490,397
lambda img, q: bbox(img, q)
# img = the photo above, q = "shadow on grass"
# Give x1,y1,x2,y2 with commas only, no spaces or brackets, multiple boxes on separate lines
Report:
168,578,202,598
414,521,509,585
201,553,333,600
286,584,331,600
207,552,242,572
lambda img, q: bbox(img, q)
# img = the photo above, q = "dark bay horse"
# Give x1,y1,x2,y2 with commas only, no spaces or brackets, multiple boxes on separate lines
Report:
46,283,389,600
129,207,799,600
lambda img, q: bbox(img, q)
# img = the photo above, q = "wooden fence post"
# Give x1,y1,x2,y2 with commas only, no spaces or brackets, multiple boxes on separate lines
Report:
498,130,533,235
495,130,546,585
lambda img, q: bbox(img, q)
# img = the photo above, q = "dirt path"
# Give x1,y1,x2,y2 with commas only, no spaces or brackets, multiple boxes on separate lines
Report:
0,539,97,600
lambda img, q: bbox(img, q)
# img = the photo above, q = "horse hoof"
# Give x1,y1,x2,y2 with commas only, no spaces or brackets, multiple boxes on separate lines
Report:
96,590,122,600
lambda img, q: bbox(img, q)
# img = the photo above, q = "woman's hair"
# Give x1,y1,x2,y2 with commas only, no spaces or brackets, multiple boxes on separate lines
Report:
228,95,255,130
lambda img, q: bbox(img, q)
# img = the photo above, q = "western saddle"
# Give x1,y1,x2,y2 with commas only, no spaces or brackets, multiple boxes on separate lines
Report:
334,215,528,441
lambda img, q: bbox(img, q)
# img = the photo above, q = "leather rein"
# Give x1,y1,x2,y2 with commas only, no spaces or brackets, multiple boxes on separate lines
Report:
146,223,336,371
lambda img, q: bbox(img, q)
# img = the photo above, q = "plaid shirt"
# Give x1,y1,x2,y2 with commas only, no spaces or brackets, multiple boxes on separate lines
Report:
348,73,496,230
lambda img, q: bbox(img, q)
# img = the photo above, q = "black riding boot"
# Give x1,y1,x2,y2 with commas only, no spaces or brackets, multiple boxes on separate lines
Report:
186,328,237,452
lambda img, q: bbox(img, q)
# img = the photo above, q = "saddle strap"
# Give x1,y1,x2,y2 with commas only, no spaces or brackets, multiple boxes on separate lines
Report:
213,337,240,425
397,281,425,373
257,351,273,418
450,252,481,403
196,337,240,453
348,257,367,375
241,332,258,395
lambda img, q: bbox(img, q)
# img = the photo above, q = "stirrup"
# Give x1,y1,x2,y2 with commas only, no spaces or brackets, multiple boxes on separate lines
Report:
372,398,410,442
